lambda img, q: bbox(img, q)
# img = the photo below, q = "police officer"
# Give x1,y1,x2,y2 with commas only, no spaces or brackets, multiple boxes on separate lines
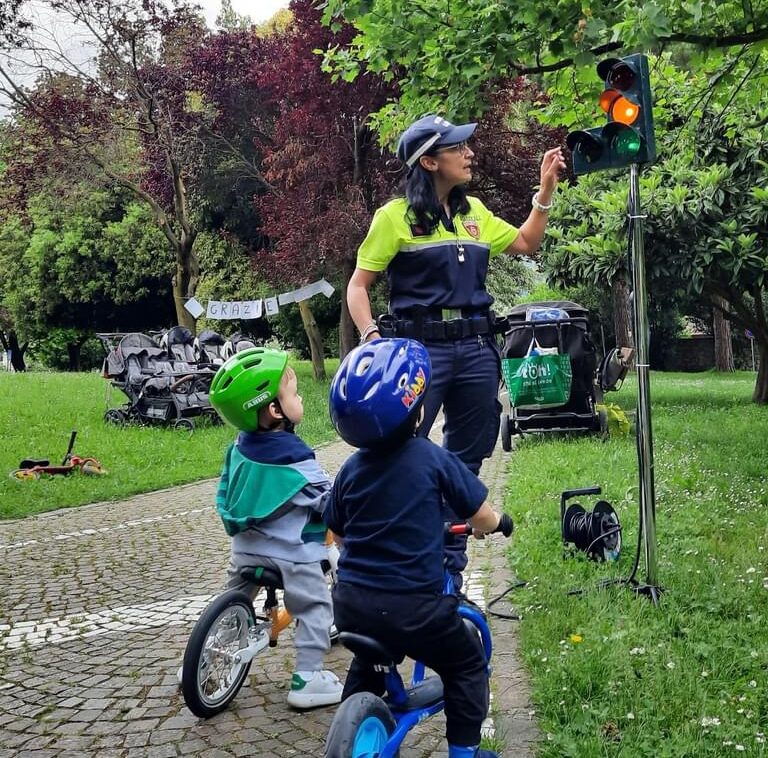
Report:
347,114,564,586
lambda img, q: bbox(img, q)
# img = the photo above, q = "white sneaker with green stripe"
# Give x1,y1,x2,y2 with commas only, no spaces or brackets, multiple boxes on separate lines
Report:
286,669,343,709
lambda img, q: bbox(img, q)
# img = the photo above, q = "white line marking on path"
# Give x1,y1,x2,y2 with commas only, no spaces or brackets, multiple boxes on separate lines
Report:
0,595,214,651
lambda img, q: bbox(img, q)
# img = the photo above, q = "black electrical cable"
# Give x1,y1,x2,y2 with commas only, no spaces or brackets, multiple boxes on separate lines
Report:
487,579,528,620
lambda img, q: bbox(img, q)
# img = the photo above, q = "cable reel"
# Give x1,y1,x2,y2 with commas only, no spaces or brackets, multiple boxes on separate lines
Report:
560,487,622,562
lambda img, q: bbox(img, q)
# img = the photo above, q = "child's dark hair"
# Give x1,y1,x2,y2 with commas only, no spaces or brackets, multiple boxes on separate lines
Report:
402,160,470,234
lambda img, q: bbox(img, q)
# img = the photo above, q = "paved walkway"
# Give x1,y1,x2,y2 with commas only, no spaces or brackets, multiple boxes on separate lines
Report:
0,434,540,757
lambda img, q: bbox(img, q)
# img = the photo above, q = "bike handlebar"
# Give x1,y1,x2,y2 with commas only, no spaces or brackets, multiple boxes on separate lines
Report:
446,513,514,538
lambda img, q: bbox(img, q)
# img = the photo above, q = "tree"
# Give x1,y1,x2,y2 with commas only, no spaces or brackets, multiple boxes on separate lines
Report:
713,296,735,372
0,0,274,330
320,0,768,138
251,0,397,372
542,108,768,402
0,185,176,369
215,0,251,31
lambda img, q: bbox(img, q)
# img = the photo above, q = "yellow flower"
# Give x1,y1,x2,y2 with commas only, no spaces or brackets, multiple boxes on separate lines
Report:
569,634,584,644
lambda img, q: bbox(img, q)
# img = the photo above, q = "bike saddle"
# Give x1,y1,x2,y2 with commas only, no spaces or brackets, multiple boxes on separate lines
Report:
18,459,49,469
239,566,283,589
339,632,405,667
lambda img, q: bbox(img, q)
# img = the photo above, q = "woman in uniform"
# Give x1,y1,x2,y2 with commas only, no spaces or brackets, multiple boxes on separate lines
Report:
347,114,565,586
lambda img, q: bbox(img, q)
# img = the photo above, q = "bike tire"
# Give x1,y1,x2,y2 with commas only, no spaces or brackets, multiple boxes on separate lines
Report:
181,590,257,718
325,692,399,758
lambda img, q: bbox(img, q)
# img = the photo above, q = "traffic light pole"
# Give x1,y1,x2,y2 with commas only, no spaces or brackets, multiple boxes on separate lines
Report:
628,162,662,604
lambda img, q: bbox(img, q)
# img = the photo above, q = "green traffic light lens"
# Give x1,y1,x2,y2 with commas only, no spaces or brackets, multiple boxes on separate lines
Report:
613,128,641,157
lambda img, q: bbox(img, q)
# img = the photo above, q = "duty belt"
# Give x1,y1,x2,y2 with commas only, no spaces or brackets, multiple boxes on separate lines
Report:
377,310,495,341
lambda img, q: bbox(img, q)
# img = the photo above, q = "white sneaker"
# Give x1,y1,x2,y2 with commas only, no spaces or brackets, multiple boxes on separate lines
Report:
329,623,340,644
286,670,343,709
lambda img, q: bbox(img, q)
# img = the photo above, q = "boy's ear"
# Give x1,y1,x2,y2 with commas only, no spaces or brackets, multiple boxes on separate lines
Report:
268,400,284,419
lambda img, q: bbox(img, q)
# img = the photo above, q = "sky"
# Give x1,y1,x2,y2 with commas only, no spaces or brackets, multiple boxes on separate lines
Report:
196,0,290,28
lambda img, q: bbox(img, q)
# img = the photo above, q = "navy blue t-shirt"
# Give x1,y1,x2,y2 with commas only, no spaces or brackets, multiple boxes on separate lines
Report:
324,437,488,593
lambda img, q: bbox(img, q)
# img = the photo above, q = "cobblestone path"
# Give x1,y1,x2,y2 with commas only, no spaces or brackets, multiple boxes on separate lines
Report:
0,434,539,757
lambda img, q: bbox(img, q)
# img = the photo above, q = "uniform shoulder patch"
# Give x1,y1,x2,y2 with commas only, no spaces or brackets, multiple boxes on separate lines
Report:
462,218,480,239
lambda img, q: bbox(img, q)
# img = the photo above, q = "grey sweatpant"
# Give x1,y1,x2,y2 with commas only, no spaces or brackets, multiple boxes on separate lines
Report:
228,556,332,671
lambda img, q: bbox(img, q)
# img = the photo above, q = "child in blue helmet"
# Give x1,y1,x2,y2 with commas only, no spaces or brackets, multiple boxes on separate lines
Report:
324,338,513,758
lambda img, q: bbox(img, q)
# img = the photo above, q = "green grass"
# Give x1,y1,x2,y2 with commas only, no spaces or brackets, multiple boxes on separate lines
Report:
0,361,339,520
504,371,768,757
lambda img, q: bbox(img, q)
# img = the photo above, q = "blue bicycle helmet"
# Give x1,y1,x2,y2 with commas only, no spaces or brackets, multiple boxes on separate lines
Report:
329,338,431,449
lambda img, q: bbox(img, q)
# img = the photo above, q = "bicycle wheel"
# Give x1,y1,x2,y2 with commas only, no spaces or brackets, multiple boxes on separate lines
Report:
181,590,259,718
325,692,399,758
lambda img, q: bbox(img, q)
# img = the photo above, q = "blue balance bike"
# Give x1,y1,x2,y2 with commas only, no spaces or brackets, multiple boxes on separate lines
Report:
324,521,510,758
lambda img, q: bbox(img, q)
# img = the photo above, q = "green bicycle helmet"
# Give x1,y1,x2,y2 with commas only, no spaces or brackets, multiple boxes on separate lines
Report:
209,347,289,432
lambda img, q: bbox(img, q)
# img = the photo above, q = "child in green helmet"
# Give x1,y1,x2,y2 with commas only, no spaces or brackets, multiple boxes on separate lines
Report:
209,347,343,710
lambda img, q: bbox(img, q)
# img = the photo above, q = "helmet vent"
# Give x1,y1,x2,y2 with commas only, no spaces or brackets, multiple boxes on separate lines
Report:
363,381,380,401
220,376,233,390
243,356,263,369
355,356,373,376
255,379,269,392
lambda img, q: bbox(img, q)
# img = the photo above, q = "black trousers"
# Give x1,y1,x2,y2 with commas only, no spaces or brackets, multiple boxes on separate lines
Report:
333,582,489,747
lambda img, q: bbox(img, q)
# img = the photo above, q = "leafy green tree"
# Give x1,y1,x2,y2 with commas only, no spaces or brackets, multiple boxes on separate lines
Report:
0,188,175,369
320,0,768,138
0,1,275,330
542,115,768,402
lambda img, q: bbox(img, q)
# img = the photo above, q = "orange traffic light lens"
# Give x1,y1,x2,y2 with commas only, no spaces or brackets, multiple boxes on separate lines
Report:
599,89,619,113
610,96,640,125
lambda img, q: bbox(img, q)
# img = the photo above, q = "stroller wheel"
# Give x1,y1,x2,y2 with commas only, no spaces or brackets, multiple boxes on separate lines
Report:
500,413,513,453
204,409,224,426
104,408,126,426
173,418,195,433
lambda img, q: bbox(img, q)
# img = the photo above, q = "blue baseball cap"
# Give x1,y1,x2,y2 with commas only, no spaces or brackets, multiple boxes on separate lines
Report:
396,115,477,169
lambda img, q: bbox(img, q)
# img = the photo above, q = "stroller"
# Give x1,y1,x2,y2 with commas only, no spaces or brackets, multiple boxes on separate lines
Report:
194,329,227,367
98,331,219,431
498,301,630,450
222,331,259,359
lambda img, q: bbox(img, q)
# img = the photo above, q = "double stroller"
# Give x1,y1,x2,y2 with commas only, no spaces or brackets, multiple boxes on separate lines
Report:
498,301,631,450
99,329,219,431
194,330,259,367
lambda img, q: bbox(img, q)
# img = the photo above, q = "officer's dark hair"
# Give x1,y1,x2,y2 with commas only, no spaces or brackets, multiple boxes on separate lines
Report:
402,157,470,235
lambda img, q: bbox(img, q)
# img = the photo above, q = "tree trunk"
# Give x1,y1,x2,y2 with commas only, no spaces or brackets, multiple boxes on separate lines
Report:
712,296,735,372
66,342,81,372
611,275,634,367
339,258,356,359
298,299,326,380
172,232,200,332
4,331,27,372
753,340,767,404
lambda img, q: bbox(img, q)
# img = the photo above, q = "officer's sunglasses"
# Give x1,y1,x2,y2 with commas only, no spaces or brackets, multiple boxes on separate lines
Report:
434,140,471,156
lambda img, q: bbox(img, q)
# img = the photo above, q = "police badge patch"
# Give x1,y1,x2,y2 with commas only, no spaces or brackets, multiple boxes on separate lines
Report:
462,219,480,239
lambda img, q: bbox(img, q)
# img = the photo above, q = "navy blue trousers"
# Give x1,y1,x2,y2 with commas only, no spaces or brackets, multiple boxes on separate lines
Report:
333,582,489,747
417,335,502,583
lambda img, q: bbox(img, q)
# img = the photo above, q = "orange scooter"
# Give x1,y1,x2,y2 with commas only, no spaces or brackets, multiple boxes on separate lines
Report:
9,431,106,480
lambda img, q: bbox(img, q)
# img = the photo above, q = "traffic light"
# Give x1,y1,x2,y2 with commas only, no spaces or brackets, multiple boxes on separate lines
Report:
566,53,656,175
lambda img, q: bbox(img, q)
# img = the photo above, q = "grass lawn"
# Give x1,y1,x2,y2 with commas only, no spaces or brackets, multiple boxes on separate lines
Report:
504,371,768,757
0,360,339,520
